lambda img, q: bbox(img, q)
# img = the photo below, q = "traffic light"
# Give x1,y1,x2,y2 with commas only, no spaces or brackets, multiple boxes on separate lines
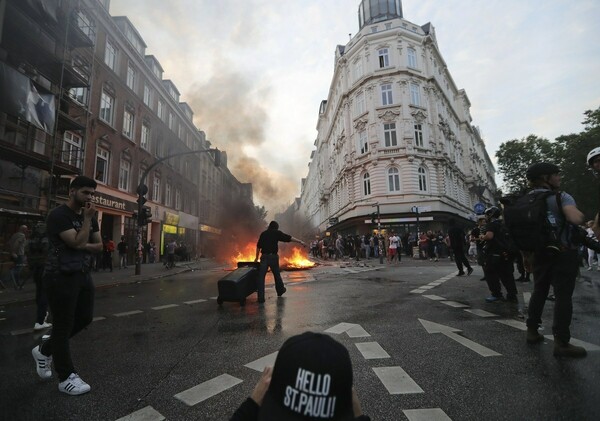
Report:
138,206,152,226
371,213,377,224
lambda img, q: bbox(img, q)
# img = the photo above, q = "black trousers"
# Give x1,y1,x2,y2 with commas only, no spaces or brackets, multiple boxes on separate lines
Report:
452,247,472,273
257,254,285,299
484,255,518,298
527,249,578,343
33,265,48,324
41,271,94,382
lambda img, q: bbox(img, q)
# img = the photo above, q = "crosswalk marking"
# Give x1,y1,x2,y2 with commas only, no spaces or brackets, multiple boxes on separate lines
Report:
423,295,446,301
403,408,452,421
441,301,469,308
115,406,165,421
151,304,179,310
464,309,497,317
355,342,390,359
174,374,243,407
495,319,527,330
114,310,144,317
184,299,207,305
372,366,424,394
244,352,278,372
92,316,106,322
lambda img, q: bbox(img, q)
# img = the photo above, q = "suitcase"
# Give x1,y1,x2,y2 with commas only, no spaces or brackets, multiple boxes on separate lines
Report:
216,261,260,306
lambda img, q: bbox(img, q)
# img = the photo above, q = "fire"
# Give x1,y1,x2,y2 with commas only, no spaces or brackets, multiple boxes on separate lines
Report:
282,247,316,269
228,244,315,270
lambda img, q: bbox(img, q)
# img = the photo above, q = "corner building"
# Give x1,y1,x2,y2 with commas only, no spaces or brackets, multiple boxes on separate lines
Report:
300,0,496,236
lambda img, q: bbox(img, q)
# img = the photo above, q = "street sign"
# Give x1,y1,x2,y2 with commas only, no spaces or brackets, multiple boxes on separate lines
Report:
474,202,486,215
411,206,431,214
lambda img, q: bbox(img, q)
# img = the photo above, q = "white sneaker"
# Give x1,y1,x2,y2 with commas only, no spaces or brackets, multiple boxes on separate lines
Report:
58,373,91,395
32,345,53,380
587,267,593,271
34,322,52,331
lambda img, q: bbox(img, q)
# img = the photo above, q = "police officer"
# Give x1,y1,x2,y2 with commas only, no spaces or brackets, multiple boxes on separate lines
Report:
479,206,518,303
524,162,587,358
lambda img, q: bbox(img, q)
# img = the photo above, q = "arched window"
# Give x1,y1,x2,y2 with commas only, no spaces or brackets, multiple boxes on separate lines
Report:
388,167,400,192
363,172,371,196
418,167,428,192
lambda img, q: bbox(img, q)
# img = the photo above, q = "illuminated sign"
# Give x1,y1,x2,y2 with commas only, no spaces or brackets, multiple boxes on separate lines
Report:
164,212,180,225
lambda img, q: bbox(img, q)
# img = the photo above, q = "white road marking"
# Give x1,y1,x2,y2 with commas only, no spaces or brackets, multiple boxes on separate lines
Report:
151,304,179,310
542,336,600,351
372,366,424,394
403,408,452,421
325,322,371,337
419,319,501,357
244,352,278,372
355,342,390,359
10,328,31,336
209,296,218,300
93,316,106,322
428,282,443,286
523,292,531,305
419,285,436,290
174,374,243,406
441,301,469,308
115,405,165,421
114,310,144,317
464,309,497,317
184,299,207,305
423,295,446,301
495,319,527,331
410,288,427,294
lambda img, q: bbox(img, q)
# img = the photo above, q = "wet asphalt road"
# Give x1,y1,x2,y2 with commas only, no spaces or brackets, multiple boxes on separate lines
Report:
1,259,599,420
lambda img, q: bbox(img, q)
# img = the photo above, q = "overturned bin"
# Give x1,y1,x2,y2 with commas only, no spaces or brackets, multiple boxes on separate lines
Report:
217,261,259,306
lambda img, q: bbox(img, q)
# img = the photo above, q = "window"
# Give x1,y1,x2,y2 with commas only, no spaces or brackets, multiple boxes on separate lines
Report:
158,100,165,120
118,159,130,191
359,130,368,154
363,173,371,196
407,47,417,68
168,112,175,131
418,167,428,192
122,110,134,139
99,91,115,125
165,182,172,206
410,83,421,106
175,188,182,210
152,175,161,202
95,147,110,183
414,124,424,147
381,84,393,105
141,123,150,150
143,84,152,107
388,167,400,192
68,87,87,105
104,39,117,71
62,131,82,168
355,92,365,116
126,63,136,90
383,123,397,147
354,60,363,82
378,48,389,68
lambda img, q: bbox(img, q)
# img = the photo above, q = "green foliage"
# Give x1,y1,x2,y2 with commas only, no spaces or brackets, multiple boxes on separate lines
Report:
495,106,600,218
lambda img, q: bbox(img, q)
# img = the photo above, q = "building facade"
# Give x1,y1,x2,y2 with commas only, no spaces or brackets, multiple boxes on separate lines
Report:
299,0,496,237
0,0,252,265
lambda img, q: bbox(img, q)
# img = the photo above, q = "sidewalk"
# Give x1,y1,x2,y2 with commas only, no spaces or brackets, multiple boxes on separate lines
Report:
0,258,224,307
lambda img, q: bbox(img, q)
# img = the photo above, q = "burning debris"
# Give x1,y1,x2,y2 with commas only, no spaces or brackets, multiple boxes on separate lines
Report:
228,244,315,270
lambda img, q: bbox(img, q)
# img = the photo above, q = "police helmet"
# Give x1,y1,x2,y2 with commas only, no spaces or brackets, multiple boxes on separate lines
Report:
587,147,600,166
484,206,502,219
525,162,560,181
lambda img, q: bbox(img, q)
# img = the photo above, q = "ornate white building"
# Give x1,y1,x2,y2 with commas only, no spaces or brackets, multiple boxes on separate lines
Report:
299,0,496,235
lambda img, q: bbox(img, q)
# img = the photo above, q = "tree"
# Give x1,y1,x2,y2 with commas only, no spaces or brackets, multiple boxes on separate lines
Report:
495,135,556,194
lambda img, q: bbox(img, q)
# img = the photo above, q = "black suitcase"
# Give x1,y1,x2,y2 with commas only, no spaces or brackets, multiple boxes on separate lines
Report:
217,262,260,306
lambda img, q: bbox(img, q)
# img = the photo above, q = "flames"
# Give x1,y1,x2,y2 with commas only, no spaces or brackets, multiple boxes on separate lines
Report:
229,243,315,270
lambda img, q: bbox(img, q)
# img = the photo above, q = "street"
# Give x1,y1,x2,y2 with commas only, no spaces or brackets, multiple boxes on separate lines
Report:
1,259,599,420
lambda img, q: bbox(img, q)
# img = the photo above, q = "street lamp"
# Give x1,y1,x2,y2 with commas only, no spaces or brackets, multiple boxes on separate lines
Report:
134,148,221,275
371,202,383,264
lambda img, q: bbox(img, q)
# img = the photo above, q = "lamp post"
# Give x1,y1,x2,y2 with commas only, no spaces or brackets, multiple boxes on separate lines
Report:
134,148,221,275
371,202,383,264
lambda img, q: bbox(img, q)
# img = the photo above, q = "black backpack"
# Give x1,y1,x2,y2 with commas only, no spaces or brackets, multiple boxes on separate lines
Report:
502,190,561,252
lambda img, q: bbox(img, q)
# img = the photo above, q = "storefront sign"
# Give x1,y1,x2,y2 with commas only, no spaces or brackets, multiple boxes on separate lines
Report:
163,224,177,234
199,224,221,235
164,212,180,226
92,192,134,212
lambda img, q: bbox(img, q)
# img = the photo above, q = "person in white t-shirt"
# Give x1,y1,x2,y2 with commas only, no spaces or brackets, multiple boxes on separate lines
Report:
388,233,400,264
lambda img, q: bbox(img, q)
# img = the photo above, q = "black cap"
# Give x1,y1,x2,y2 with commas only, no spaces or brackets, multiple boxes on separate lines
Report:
526,162,560,180
258,332,354,421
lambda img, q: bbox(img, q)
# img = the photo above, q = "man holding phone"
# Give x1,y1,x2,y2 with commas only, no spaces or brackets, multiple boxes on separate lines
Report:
31,176,103,395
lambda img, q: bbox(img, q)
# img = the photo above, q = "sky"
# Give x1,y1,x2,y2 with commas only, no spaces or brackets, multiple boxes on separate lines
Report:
110,0,600,215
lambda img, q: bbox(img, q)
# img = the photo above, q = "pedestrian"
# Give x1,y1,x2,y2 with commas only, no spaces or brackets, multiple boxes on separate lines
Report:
388,232,400,264
117,235,128,269
148,239,156,263
479,206,519,303
229,331,371,421
523,162,587,358
165,239,177,268
585,220,598,271
470,218,487,281
447,219,473,276
31,175,103,395
102,236,114,271
8,225,28,289
27,223,52,331
335,235,344,260
254,221,305,303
